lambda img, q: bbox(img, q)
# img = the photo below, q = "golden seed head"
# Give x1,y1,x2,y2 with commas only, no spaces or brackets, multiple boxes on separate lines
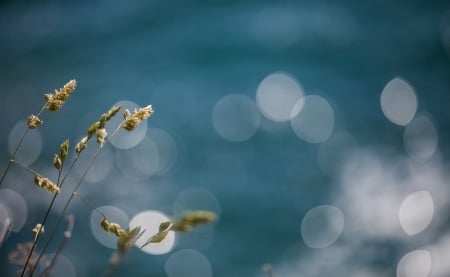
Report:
44,93,53,101
122,105,154,131
100,105,122,124
53,154,62,170
148,230,169,244
46,99,64,112
75,136,88,154
44,79,76,112
87,121,101,139
54,79,77,101
101,217,110,232
100,217,127,237
59,139,69,161
117,226,142,254
172,211,217,232
34,175,44,187
181,211,216,225
27,115,43,129
33,175,60,193
96,128,107,147
159,221,172,232
32,223,45,239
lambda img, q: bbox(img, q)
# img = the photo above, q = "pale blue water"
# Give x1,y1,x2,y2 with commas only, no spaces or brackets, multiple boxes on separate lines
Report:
1,0,450,276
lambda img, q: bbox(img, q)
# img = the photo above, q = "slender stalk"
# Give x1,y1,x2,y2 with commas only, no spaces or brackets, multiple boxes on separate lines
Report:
73,192,108,218
29,124,124,276
0,104,46,188
19,154,80,277
10,159,41,176
40,215,74,277
102,252,124,277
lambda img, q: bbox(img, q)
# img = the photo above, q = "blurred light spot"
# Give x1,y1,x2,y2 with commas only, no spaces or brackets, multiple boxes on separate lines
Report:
399,190,434,236
403,114,438,163
0,204,12,246
213,94,260,142
380,77,417,126
8,120,42,165
73,143,114,184
107,100,148,149
165,249,212,277
38,253,76,277
0,189,28,232
90,205,129,249
148,128,178,175
256,72,304,122
291,95,334,143
129,210,175,255
396,250,431,277
301,205,344,248
115,136,159,180
338,151,405,238
429,233,450,276
317,131,359,174
151,82,197,127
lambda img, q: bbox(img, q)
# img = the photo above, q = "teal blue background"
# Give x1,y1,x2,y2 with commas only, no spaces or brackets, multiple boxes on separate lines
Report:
1,0,450,276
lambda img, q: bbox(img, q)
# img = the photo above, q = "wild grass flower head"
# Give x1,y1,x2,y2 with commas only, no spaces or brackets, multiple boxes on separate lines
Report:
122,105,154,131
44,80,77,112
27,115,43,129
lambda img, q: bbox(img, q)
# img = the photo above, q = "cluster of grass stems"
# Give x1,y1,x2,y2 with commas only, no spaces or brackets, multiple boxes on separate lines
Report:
0,80,216,276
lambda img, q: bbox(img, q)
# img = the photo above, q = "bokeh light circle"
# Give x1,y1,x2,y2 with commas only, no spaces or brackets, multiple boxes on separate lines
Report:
212,94,260,142
38,253,76,277
301,205,344,248
399,190,434,236
107,100,148,149
0,189,28,232
148,128,178,175
256,72,304,122
90,205,129,249
8,120,42,165
380,77,417,126
403,114,438,163
115,135,160,180
291,95,334,143
73,143,114,184
396,249,431,277
165,249,212,277
129,210,175,255
0,204,12,245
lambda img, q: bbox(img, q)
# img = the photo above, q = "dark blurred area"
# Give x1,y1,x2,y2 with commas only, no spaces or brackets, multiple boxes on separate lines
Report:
1,0,450,276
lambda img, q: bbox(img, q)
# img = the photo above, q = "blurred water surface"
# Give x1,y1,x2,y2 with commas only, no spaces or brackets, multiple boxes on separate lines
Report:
1,0,450,276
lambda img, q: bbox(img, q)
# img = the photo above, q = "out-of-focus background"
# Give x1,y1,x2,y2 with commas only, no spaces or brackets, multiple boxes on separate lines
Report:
1,0,450,276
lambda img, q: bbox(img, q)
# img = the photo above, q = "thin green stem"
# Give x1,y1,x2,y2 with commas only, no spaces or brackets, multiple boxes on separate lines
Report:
20,154,80,277
0,104,46,188
30,123,124,276
40,215,74,277
73,192,108,218
10,159,41,176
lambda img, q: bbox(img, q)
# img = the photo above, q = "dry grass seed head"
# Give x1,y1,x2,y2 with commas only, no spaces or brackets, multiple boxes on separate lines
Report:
122,105,154,131
34,175,60,193
75,136,88,154
27,115,43,129
44,79,77,112
32,223,44,240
